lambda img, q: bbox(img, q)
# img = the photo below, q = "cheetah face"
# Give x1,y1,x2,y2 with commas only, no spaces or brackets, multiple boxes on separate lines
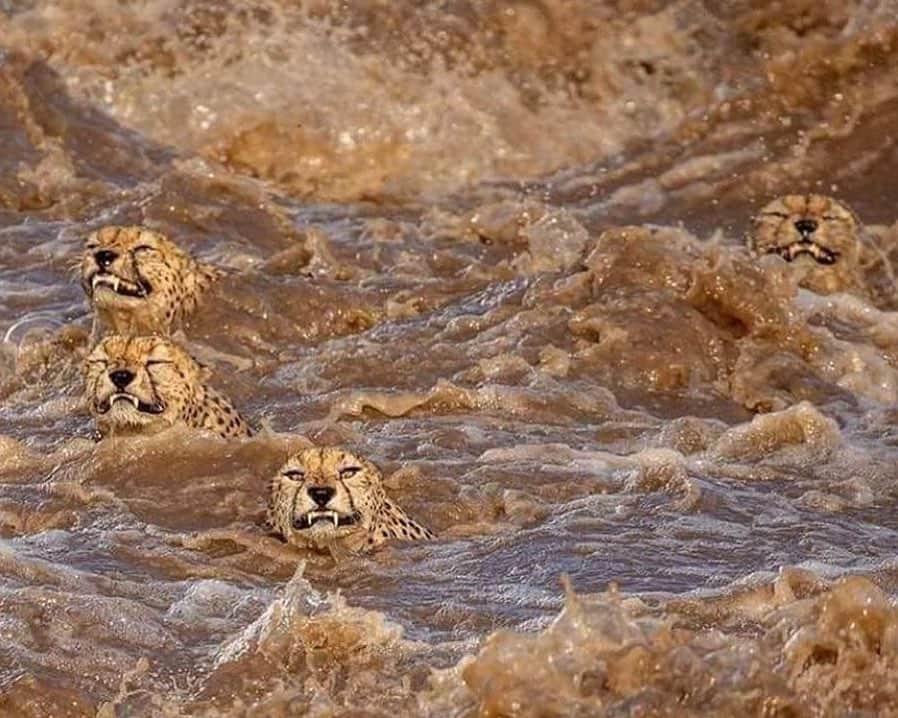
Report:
750,195,861,269
84,335,205,435
268,447,386,549
82,227,169,307
81,225,216,333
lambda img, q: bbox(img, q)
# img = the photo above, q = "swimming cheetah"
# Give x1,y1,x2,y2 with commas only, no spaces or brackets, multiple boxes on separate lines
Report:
83,335,251,439
267,447,434,553
81,225,219,337
748,194,863,294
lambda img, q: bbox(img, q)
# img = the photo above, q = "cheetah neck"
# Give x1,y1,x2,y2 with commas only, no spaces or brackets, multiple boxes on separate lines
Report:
371,498,434,544
187,384,251,438
181,262,221,315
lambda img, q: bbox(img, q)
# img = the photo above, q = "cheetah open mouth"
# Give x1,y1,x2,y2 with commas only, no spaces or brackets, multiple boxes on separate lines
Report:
769,240,839,265
89,272,152,298
97,393,165,415
293,511,360,530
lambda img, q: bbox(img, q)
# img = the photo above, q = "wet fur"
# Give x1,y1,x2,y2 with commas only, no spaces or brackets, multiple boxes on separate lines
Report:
84,335,251,439
81,225,220,338
749,194,863,294
268,446,433,553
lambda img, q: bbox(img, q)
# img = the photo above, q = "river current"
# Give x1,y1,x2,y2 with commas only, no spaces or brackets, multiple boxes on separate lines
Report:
2,1,898,715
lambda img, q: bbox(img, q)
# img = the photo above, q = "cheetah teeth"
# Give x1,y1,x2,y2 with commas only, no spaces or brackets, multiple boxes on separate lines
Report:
101,394,165,415
110,393,140,408
91,273,149,297
775,241,839,265
306,511,340,528
92,275,120,292
295,511,360,530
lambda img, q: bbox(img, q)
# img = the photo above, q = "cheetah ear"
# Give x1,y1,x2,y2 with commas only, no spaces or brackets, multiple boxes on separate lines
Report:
847,204,864,232
265,477,280,522
183,262,223,304
190,356,214,382
196,262,224,290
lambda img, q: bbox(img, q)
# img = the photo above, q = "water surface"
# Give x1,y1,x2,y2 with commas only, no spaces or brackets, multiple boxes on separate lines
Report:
2,1,898,715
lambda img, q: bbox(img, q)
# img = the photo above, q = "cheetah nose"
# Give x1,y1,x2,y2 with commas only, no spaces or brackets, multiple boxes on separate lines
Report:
94,249,118,269
794,219,818,238
307,486,335,507
108,369,135,389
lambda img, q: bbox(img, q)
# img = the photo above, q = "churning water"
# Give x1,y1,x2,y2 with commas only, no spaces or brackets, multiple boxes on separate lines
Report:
2,1,898,715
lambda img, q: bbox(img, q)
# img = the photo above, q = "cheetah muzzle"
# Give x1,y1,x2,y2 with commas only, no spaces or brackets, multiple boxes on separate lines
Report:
769,232,839,265
759,214,839,265
294,510,361,530
88,271,151,300
268,447,434,553
96,392,164,416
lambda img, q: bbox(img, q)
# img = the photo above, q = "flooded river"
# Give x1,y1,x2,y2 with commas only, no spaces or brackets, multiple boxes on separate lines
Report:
2,1,898,715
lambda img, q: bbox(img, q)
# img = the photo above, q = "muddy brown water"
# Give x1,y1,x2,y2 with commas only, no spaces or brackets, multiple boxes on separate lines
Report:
2,1,898,715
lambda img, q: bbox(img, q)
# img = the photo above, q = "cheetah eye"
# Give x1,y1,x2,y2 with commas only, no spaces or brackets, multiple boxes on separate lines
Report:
339,466,362,478
145,359,173,367
85,358,109,366
133,245,159,253
282,469,305,480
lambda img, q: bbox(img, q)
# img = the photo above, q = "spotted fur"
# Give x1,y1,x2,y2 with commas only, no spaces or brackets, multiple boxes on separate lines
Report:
267,446,434,553
83,335,251,439
748,194,863,294
81,225,220,337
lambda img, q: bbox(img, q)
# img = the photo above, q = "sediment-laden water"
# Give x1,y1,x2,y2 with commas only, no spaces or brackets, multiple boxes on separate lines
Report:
2,1,898,715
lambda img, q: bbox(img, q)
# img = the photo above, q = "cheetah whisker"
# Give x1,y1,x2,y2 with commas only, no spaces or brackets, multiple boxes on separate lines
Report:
3,313,64,344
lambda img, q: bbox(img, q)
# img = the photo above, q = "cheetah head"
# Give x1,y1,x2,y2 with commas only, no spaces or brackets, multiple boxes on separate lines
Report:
749,194,861,292
268,447,388,551
84,335,208,436
81,226,218,334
